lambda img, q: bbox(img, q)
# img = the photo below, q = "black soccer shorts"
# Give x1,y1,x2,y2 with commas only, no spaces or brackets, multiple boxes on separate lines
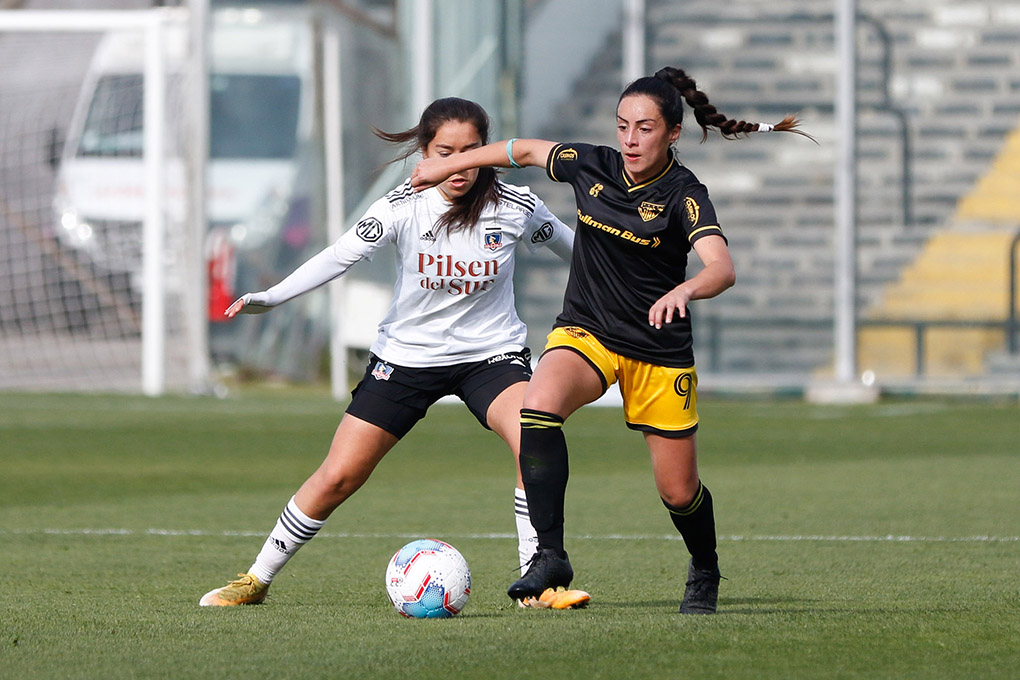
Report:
345,349,533,439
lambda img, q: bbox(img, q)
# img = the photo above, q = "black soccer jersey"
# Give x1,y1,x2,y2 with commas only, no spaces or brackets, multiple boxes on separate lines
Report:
546,142,725,367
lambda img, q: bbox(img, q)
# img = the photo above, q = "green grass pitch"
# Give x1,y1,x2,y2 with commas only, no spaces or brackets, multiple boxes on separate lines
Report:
1,390,1017,679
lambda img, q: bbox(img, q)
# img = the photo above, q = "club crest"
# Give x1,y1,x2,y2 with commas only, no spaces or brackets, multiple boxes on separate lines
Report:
638,201,665,222
371,361,393,381
484,232,503,250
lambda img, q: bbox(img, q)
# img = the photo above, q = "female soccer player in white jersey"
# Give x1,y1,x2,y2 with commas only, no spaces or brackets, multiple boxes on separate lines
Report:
199,97,573,607
412,67,813,614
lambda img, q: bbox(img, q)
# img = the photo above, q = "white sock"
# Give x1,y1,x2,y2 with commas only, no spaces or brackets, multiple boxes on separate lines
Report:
514,487,538,575
248,497,326,584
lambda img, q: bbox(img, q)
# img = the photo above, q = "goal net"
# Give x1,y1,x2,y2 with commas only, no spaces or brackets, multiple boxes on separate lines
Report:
1,6,408,395
0,10,188,393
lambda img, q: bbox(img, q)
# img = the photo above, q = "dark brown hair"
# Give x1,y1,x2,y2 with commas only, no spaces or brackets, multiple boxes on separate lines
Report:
621,66,816,143
375,97,500,234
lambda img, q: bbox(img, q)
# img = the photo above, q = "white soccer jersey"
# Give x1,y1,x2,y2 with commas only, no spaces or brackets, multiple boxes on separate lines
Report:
244,179,573,367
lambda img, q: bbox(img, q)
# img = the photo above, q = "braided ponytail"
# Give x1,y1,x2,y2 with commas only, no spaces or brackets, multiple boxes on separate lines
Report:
621,66,816,144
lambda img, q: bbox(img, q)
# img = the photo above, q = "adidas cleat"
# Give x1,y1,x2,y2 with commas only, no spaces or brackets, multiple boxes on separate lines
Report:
679,560,721,614
507,547,573,601
199,573,269,607
521,587,591,610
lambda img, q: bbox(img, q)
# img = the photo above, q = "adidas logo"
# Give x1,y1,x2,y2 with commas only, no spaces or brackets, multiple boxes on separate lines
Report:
271,538,289,554
420,229,436,243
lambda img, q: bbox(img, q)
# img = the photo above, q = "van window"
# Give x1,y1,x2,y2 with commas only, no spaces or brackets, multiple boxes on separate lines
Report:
79,74,145,157
210,73,300,160
76,72,301,160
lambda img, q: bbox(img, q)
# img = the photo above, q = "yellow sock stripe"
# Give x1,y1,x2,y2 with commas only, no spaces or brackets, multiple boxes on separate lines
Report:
520,417,562,429
520,410,563,430
666,483,704,517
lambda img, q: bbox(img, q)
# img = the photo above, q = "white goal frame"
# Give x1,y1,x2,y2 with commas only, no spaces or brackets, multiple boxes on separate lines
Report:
0,9,171,395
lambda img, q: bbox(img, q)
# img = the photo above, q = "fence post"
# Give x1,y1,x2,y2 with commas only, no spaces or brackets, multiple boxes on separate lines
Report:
1009,228,1020,354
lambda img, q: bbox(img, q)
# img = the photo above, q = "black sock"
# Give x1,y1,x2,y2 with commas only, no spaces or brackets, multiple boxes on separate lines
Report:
519,408,568,555
663,482,718,571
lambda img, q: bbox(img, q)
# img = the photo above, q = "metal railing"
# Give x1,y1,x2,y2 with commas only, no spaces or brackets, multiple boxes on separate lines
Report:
858,12,914,227
697,316,1017,378
857,319,1012,376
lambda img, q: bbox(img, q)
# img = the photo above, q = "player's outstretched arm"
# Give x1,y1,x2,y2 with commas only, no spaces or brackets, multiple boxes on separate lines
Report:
224,293,271,318
223,241,361,319
411,139,557,191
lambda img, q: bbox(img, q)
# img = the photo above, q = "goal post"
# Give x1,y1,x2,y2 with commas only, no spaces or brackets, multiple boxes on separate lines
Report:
1,4,452,398
0,9,175,395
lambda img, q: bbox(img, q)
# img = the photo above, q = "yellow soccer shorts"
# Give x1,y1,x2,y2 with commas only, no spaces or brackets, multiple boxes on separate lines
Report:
544,326,699,437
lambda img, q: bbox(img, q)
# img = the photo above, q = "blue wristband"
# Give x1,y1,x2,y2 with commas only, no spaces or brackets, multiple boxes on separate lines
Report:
506,138,522,168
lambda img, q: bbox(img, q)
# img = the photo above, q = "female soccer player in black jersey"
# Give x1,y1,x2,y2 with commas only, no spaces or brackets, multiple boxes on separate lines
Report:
413,66,811,613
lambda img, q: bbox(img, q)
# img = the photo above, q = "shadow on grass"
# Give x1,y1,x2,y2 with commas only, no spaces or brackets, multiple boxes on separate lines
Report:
595,595,843,615
591,599,683,610
719,596,826,615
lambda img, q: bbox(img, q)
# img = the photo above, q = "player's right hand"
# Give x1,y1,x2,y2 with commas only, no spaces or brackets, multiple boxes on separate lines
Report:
224,295,249,318
410,157,449,192
225,293,272,317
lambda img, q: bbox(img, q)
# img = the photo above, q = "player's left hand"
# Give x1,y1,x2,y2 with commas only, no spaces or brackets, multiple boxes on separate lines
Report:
648,286,692,329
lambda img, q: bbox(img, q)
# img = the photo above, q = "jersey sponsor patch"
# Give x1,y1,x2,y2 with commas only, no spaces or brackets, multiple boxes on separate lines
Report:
638,201,665,222
371,361,394,381
531,222,554,244
577,210,655,247
384,179,417,206
684,196,700,226
486,348,532,367
498,184,537,215
356,217,384,243
557,147,578,162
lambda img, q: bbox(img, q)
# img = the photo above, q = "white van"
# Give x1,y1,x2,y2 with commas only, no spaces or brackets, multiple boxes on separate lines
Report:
51,6,319,304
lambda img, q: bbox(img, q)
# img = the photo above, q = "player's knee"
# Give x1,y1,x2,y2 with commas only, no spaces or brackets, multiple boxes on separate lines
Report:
660,483,701,511
312,469,369,506
521,390,555,414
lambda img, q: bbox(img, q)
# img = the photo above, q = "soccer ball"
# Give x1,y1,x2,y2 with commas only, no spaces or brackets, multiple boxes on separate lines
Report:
385,539,471,618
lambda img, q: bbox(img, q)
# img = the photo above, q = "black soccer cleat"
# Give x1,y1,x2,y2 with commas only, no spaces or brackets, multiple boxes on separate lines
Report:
507,547,574,601
679,559,721,614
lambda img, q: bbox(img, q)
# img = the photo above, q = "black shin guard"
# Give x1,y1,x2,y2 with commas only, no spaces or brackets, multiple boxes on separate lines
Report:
519,408,568,554
663,482,718,571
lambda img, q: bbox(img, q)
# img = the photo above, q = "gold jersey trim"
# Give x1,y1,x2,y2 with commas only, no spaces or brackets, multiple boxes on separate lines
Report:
623,156,675,192
688,225,722,242
548,144,579,183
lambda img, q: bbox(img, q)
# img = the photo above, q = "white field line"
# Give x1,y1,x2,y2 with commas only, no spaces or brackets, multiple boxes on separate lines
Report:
1,528,1017,543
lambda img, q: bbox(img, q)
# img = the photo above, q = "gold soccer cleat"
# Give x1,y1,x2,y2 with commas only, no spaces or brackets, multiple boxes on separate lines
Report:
199,573,269,607
521,587,591,610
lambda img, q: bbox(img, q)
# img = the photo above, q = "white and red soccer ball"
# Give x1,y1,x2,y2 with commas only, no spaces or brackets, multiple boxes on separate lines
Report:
385,539,471,618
